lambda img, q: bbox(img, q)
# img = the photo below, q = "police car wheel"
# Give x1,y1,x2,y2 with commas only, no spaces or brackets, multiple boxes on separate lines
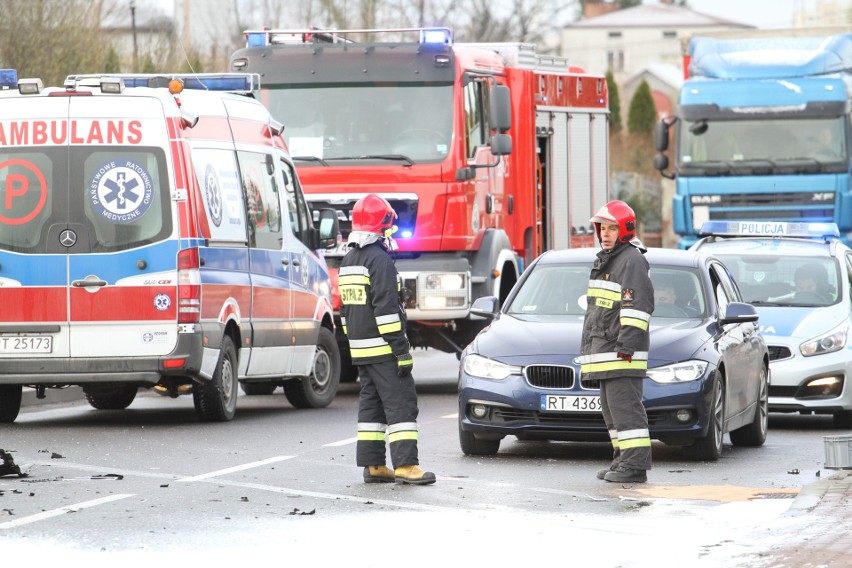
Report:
0,385,22,423
685,371,725,461
193,335,238,422
283,327,340,409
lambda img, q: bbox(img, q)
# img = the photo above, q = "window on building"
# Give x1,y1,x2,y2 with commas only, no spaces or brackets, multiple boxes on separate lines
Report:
608,31,622,38
607,50,625,72
662,30,677,38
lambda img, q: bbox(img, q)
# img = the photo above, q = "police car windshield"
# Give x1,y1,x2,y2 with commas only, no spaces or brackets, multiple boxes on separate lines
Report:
714,254,839,308
263,83,453,164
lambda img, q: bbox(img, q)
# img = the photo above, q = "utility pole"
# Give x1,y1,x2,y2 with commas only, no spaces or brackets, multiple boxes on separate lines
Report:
130,0,138,70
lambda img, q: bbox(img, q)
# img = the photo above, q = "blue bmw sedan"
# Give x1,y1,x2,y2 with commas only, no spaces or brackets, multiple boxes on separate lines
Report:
458,248,769,461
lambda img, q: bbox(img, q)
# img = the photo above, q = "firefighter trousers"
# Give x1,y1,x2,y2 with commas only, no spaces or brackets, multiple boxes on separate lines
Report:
356,359,420,468
600,376,652,470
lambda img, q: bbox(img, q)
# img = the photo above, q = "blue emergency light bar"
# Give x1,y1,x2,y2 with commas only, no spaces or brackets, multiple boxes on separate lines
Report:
65,73,260,93
0,69,18,89
699,220,840,239
244,27,452,47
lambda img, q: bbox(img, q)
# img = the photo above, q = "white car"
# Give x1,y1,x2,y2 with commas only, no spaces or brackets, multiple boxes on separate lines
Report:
691,221,852,427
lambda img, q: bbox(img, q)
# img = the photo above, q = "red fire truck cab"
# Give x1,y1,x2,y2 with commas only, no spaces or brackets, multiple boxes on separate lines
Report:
231,28,609,378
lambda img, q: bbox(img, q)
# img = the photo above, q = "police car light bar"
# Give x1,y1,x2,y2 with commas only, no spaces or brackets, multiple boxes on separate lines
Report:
699,220,840,239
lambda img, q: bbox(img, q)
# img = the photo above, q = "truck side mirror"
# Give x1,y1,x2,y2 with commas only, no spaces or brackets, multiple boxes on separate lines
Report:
653,153,669,172
490,133,512,156
317,208,340,249
654,121,669,152
490,85,511,133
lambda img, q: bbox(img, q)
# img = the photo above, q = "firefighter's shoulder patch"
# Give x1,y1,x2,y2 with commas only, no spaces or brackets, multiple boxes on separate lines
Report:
622,288,634,301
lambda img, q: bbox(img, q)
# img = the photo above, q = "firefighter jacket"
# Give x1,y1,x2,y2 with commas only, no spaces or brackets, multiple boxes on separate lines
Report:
339,234,409,365
579,239,654,380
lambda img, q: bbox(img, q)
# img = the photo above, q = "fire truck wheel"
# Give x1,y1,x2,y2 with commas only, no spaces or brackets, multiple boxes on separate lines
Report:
0,385,22,423
283,327,340,408
83,385,138,410
193,335,238,422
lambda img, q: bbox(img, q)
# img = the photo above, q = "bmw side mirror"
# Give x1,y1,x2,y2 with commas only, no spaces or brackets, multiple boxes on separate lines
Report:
720,302,759,325
470,296,500,321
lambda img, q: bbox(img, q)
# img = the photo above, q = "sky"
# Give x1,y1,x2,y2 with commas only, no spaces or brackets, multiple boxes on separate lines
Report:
678,0,834,29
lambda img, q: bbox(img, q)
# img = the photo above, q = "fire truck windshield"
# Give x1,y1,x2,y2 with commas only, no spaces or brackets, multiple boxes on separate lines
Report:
677,115,849,175
263,83,453,164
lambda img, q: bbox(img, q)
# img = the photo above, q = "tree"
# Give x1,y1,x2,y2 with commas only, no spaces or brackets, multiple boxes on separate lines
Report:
103,46,122,74
627,79,656,135
606,70,621,133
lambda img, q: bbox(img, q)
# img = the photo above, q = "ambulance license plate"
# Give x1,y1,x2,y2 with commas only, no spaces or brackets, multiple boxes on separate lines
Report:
540,394,601,413
0,336,53,354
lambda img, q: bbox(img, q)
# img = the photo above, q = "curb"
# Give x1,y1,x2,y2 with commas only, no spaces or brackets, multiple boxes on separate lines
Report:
786,469,852,514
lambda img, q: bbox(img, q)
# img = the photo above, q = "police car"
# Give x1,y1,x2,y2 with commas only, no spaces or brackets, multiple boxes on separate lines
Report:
691,221,852,427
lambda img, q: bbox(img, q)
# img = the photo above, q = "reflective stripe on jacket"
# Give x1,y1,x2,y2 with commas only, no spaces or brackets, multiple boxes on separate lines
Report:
339,241,409,365
579,241,654,380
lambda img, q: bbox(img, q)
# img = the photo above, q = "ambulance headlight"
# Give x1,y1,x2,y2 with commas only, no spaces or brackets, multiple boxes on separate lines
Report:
800,322,847,357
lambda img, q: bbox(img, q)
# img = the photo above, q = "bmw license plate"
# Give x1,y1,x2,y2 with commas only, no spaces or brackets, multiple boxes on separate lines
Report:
0,336,53,354
541,394,601,413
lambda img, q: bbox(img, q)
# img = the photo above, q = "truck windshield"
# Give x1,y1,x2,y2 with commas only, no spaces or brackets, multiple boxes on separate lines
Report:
262,83,453,164
678,116,848,169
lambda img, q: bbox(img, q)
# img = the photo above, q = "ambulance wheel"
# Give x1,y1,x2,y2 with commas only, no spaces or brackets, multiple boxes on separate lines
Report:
194,335,238,422
283,327,340,409
339,346,359,383
240,382,278,396
0,385,22,423
83,386,138,410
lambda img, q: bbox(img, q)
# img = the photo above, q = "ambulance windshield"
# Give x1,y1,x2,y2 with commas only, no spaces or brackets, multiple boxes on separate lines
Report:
263,83,453,164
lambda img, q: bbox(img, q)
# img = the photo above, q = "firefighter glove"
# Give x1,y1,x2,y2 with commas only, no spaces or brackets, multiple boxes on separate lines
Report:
396,353,414,377
616,352,632,363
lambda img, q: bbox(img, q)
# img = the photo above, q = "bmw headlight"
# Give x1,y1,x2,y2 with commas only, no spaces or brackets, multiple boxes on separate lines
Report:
800,322,847,357
647,360,708,384
462,354,522,380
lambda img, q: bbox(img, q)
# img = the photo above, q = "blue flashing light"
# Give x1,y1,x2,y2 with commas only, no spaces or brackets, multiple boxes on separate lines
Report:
0,69,18,89
399,229,413,239
699,220,840,239
420,28,452,45
247,32,268,47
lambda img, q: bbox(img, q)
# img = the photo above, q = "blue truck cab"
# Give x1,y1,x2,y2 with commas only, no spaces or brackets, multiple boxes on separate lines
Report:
653,33,852,249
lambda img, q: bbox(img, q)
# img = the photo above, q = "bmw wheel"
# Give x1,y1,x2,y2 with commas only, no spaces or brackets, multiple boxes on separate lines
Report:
458,417,501,456
686,370,725,461
730,364,768,447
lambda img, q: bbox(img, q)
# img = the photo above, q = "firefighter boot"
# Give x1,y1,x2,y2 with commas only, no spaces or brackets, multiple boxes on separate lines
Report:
603,466,647,483
394,465,436,485
596,466,616,480
363,465,395,484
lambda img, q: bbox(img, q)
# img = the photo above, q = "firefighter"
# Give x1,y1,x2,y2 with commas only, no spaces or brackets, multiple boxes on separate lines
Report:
339,194,436,486
579,200,654,483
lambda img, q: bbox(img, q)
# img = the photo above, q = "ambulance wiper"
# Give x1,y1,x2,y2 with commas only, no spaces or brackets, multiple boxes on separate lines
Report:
293,155,330,166
332,154,415,166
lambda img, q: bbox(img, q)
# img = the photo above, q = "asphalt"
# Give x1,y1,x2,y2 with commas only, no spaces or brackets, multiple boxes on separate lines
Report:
15,391,852,564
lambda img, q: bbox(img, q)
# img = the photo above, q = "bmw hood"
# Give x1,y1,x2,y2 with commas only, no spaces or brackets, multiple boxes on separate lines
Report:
756,305,846,340
471,314,711,367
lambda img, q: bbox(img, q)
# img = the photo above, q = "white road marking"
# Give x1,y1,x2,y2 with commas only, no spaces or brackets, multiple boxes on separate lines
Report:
0,494,135,529
324,437,357,447
441,413,458,419
176,455,295,482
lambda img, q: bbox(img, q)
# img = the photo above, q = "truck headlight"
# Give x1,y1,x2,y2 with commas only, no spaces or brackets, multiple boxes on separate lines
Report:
800,322,847,357
418,272,468,310
647,360,708,384
463,354,522,380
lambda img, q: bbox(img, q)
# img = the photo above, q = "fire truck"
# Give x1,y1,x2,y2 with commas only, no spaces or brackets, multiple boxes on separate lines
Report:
231,27,610,377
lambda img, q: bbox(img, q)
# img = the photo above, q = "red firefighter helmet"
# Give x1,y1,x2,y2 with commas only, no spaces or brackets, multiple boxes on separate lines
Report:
351,194,397,235
590,200,636,243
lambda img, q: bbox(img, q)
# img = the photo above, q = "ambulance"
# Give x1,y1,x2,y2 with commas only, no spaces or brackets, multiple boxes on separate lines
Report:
0,70,341,423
